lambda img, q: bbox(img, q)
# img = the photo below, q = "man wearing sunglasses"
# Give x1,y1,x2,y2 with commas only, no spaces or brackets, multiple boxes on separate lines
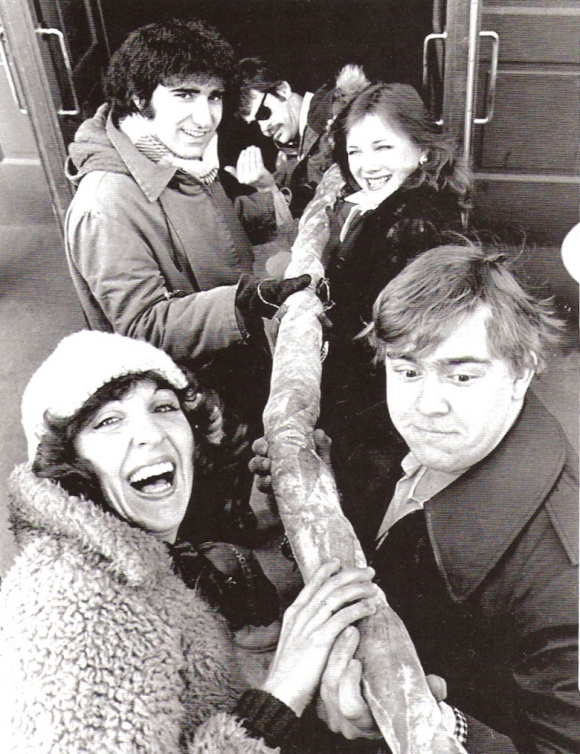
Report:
239,58,369,217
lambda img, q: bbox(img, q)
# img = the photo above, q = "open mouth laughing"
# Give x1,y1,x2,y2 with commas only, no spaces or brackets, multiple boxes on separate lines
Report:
129,461,176,495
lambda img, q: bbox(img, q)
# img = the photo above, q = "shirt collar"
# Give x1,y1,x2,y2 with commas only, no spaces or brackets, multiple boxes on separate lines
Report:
106,111,177,202
375,454,460,547
339,187,394,242
401,452,421,476
343,187,392,213
424,391,569,602
400,453,462,503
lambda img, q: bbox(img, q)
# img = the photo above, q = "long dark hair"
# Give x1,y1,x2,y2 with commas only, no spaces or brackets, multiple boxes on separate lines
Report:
332,82,472,196
33,371,223,514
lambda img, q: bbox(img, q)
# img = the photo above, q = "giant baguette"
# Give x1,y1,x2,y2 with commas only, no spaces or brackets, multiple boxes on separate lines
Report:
263,165,466,753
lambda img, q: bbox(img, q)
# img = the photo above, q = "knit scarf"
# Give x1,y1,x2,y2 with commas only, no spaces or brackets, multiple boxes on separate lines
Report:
120,112,219,186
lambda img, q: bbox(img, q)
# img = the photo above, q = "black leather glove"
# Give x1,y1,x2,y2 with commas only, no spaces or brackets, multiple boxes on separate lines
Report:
235,274,312,337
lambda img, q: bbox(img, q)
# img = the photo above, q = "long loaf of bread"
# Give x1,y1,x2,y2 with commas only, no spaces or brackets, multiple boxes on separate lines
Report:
263,165,466,753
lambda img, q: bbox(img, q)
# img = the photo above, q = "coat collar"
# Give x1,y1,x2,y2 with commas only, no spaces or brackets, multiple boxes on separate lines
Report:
8,464,172,587
424,391,569,602
106,111,177,202
306,84,334,134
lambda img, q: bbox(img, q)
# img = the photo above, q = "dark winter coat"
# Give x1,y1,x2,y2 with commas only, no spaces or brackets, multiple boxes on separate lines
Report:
368,393,580,753
273,84,340,217
320,182,465,503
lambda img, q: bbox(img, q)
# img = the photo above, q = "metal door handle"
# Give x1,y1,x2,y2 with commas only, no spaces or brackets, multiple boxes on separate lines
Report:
474,31,499,125
422,31,446,125
0,26,27,113
36,27,80,116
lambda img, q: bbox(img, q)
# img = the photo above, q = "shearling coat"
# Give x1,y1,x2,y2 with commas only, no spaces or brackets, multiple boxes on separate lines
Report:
0,465,277,754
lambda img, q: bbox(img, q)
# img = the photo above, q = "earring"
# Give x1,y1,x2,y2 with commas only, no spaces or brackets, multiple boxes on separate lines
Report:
419,152,429,166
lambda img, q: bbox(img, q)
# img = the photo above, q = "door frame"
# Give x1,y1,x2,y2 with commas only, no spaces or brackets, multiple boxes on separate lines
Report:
0,0,74,237
442,0,484,167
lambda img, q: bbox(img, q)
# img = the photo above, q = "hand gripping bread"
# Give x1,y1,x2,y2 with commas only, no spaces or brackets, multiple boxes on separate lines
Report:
263,165,467,753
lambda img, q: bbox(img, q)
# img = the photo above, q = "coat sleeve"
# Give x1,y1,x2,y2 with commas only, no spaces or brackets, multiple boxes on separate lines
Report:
188,712,280,754
234,190,276,232
65,180,244,365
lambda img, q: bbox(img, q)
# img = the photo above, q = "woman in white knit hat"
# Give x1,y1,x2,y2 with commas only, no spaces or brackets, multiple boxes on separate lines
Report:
0,331,378,754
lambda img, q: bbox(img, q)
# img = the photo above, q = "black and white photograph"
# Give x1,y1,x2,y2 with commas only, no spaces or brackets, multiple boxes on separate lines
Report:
0,1,578,752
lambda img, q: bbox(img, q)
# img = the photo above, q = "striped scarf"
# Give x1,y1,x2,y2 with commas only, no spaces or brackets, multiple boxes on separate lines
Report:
120,112,219,186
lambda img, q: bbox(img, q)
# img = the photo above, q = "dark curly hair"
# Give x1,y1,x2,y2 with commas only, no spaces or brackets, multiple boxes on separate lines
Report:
104,18,236,123
332,83,472,197
32,370,223,515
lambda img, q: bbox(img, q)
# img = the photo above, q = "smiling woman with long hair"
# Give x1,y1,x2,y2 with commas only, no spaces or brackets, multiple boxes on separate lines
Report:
317,82,472,544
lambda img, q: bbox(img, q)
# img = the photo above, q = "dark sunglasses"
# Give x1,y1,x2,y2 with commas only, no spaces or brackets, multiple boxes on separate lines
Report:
254,88,277,122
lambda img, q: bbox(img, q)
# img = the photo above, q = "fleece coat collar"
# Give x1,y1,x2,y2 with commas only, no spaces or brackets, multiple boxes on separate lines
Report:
8,464,173,587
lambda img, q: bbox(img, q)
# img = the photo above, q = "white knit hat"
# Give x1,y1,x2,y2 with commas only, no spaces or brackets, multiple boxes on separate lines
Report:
22,331,188,462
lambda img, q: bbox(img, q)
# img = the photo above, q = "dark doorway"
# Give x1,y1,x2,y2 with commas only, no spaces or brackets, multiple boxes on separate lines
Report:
100,0,434,96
